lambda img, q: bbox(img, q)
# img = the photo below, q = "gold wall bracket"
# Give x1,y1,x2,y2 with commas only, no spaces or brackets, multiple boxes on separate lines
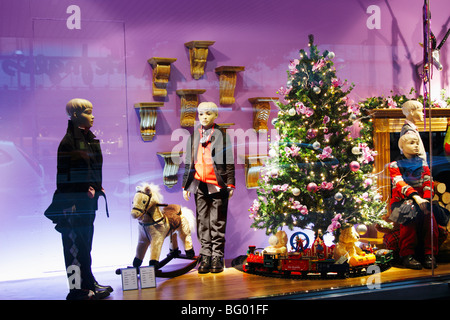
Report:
148,57,177,97
134,102,164,141
184,41,215,80
240,154,268,189
215,66,245,105
217,123,234,130
248,97,278,132
156,151,184,188
176,89,206,127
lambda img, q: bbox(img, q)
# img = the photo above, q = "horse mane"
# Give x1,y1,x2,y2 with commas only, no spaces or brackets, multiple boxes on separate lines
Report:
137,182,164,204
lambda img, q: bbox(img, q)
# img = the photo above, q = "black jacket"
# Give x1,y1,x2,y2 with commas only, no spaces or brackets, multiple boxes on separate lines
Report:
45,120,103,223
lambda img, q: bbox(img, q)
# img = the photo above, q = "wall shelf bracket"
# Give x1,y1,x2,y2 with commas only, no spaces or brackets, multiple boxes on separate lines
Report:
148,57,177,97
248,97,278,132
156,151,184,188
215,66,245,105
134,102,164,141
184,41,215,80
176,89,206,127
240,154,268,189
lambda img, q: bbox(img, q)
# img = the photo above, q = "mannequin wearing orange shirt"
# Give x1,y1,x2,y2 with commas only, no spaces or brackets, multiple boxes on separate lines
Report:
182,102,235,273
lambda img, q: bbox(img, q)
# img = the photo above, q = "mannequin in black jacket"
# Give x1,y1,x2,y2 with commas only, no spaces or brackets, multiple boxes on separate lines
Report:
52,98,111,300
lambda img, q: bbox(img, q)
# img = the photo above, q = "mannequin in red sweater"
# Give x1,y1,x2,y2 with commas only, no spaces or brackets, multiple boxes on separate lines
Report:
388,133,437,269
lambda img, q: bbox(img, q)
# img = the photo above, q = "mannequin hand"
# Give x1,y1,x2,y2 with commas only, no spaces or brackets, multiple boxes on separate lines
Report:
228,188,234,199
87,186,95,199
183,190,190,201
413,195,429,213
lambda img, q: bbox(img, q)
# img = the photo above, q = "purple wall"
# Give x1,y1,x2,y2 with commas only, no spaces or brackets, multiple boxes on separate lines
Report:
0,0,449,280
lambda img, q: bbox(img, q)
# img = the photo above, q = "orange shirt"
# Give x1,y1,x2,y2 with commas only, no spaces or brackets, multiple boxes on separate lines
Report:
194,137,220,187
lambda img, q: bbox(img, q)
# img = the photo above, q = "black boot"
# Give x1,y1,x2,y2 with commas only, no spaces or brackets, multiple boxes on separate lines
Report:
423,255,437,269
198,255,211,274
401,255,422,270
93,289,111,300
66,289,95,300
94,280,113,293
211,256,224,273
66,288,110,300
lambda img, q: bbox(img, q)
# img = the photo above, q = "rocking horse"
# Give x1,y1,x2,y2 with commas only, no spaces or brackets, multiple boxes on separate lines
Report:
116,182,198,278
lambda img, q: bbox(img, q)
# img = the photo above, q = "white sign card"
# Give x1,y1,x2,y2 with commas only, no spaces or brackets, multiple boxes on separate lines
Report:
120,267,139,291
139,266,156,288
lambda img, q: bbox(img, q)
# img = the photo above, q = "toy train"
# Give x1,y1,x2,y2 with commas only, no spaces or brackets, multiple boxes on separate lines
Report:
243,232,393,279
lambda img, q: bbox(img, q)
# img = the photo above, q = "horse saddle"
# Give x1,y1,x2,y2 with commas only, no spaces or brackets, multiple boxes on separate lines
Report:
162,204,182,230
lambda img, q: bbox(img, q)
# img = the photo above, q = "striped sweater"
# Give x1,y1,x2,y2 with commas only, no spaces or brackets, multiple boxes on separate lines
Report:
389,156,433,206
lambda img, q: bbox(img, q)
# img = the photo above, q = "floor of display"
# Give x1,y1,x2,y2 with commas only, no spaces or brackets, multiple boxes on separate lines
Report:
1,260,450,300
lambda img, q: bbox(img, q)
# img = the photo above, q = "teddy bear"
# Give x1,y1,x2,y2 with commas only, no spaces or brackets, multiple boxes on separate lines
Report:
333,226,376,266
263,230,288,255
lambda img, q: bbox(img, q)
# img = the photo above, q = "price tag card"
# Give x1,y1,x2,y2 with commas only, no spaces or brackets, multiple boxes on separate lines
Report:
139,266,156,289
335,255,349,264
120,268,139,291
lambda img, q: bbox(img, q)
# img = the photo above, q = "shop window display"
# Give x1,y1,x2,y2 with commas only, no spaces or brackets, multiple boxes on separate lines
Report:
0,0,449,302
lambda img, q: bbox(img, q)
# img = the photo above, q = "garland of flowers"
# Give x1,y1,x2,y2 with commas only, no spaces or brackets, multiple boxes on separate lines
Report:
359,88,450,146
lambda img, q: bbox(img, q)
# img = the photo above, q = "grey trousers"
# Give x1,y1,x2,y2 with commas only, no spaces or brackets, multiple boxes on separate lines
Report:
194,182,229,258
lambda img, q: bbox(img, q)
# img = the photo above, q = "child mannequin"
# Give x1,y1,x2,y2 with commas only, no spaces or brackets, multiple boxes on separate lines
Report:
400,100,427,163
388,133,438,269
47,98,111,299
182,102,235,273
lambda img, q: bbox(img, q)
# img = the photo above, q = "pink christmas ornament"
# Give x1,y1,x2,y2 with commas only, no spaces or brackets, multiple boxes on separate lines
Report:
350,161,360,172
307,182,318,193
306,128,318,139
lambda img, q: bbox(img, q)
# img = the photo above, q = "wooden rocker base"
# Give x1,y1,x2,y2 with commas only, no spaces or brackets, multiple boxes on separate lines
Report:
115,249,199,279
156,251,199,278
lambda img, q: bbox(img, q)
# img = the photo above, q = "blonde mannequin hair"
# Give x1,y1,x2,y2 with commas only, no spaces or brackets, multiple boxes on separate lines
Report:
197,102,218,116
398,131,419,152
66,98,93,118
401,100,423,117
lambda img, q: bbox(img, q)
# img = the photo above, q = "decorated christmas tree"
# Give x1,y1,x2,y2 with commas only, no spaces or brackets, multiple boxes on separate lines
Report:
249,35,390,241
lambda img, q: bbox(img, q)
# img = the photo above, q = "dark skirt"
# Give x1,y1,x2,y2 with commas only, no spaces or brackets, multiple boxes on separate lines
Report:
390,199,450,226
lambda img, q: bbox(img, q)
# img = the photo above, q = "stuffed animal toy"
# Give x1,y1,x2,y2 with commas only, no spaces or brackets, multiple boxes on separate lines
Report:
263,230,288,255
130,182,195,269
333,226,376,267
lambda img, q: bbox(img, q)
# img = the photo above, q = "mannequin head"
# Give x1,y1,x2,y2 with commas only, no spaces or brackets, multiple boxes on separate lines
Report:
398,133,420,159
401,100,424,123
66,98,94,129
197,102,218,128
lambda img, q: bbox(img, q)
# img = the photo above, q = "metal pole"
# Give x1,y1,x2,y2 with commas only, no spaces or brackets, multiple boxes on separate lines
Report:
423,0,434,276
